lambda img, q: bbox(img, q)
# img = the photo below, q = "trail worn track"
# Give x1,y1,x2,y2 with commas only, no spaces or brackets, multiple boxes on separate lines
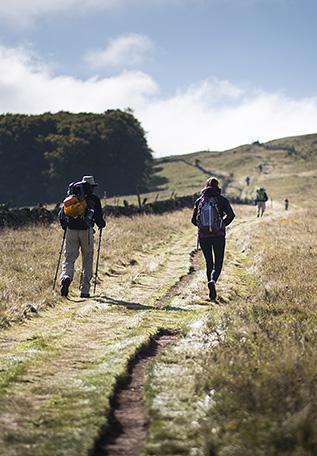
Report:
93,333,177,456
0,222,205,456
0,206,265,456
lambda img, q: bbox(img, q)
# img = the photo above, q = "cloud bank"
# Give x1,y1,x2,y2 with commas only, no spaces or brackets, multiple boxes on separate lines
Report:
0,46,158,113
85,33,154,69
0,0,191,25
0,0,117,24
0,46,316,157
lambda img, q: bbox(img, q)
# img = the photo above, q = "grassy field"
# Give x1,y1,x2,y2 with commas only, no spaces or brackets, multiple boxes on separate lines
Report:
1,132,317,455
200,209,317,455
116,133,317,209
0,211,194,328
143,207,317,456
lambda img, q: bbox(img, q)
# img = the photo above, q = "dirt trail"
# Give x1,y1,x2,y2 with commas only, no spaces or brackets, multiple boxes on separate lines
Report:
93,333,177,456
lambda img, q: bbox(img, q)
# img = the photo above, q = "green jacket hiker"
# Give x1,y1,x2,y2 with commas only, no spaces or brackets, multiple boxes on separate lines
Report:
255,187,268,217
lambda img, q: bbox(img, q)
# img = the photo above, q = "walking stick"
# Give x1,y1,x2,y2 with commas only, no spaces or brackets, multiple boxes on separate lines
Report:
53,229,66,290
93,228,103,294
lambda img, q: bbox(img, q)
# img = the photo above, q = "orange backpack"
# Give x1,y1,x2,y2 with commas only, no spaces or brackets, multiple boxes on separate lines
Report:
63,182,87,218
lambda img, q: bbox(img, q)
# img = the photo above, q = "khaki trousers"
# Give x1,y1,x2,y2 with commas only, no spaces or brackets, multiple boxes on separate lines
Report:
60,228,94,294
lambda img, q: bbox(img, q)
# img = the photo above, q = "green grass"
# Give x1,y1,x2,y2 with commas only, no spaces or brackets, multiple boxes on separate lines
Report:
1,130,317,455
143,208,317,456
115,133,317,209
0,208,210,455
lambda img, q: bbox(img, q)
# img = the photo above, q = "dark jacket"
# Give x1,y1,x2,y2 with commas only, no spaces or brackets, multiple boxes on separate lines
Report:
191,187,235,238
60,193,106,230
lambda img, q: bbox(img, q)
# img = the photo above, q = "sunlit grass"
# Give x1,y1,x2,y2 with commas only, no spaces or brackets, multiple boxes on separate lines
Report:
0,210,193,328
200,209,317,455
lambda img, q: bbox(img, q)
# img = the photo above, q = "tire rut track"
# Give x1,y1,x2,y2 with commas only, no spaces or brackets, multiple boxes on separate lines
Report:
155,247,200,308
0,223,202,456
91,249,201,455
92,332,177,456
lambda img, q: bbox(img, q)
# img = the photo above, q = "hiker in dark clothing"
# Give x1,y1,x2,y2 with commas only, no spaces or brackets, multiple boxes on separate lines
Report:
192,177,235,301
59,175,106,298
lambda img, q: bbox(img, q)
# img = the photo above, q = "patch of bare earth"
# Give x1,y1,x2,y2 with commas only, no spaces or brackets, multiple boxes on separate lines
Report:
93,333,177,456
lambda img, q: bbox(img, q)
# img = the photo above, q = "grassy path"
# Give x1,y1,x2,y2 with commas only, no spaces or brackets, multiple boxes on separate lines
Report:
0,214,210,456
2,204,307,456
144,206,317,456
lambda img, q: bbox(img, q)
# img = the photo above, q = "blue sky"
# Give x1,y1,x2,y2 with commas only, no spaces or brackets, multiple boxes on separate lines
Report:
0,0,316,156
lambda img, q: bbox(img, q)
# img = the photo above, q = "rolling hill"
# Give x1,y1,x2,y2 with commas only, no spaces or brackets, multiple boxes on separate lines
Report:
149,132,317,207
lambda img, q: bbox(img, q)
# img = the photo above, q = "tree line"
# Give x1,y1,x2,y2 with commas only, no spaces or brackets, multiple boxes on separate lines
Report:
0,110,153,206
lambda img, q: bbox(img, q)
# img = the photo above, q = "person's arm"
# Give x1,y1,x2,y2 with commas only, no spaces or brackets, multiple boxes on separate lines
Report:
222,198,235,227
58,207,67,230
191,199,199,226
94,197,106,229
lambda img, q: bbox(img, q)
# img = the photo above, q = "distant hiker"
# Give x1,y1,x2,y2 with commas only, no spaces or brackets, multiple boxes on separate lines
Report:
191,177,235,301
258,164,263,173
255,187,268,217
245,176,250,186
59,176,106,298
285,198,289,211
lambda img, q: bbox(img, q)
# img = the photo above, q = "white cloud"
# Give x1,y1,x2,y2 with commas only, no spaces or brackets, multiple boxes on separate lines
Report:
0,0,284,25
85,33,154,69
0,46,316,157
141,83,317,155
0,0,116,25
0,46,158,113
0,0,192,26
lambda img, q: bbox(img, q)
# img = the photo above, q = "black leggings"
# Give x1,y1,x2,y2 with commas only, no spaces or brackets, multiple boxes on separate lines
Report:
199,236,226,282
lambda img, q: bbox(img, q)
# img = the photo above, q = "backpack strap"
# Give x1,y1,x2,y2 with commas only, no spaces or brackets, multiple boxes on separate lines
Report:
211,196,222,217
196,195,207,225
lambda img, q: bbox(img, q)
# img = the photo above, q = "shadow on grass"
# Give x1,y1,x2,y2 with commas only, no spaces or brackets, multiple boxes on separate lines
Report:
95,295,190,312
145,164,170,192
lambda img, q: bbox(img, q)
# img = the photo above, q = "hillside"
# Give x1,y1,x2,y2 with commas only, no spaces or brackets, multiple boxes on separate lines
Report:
132,132,317,208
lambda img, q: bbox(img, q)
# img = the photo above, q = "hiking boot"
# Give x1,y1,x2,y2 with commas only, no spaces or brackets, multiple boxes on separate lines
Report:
61,277,71,297
208,280,217,301
80,293,90,299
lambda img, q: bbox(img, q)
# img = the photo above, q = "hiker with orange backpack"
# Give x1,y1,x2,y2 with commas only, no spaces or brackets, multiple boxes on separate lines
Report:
192,178,235,301
59,176,106,298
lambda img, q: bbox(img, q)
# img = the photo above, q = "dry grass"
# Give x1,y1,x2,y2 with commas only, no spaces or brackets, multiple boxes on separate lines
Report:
0,225,60,326
0,207,203,456
128,135,317,209
0,210,193,328
200,209,317,455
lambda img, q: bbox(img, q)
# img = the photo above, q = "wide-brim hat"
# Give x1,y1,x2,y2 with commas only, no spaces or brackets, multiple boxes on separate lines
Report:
82,175,97,186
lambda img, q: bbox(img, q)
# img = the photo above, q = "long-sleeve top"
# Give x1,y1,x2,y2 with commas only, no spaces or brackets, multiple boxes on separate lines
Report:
60,193,106,230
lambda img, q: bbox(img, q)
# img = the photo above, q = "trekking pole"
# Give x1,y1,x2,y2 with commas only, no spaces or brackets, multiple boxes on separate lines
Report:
53,229,66,290
93,228,103,294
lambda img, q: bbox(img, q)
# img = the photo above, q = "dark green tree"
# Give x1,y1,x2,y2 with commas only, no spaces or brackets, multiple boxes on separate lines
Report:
0,110,153,205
